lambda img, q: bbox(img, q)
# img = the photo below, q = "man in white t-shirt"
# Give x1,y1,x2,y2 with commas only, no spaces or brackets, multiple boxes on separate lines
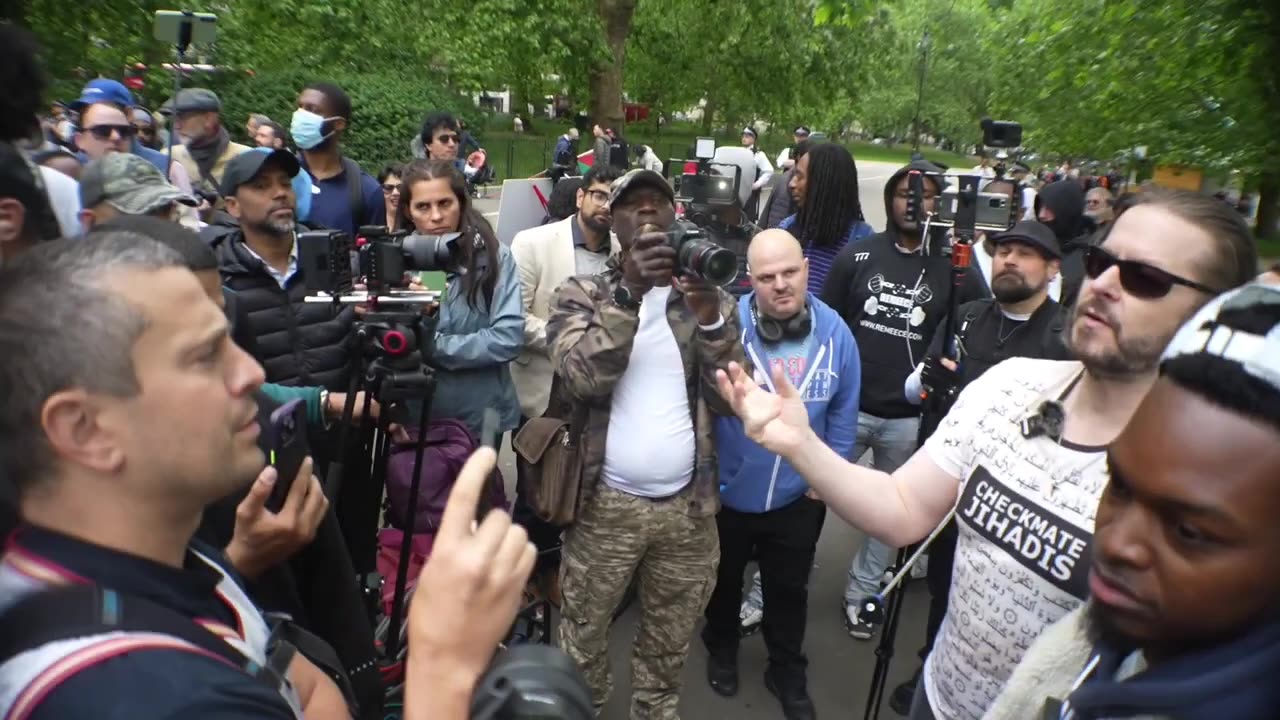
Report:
714,188,1258,720
547,169,746,719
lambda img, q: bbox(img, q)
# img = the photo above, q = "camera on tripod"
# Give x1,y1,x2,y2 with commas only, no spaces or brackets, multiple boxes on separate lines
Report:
298,226,462,296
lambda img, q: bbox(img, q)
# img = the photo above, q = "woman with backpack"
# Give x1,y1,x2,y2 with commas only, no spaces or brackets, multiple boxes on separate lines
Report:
396,159,523,446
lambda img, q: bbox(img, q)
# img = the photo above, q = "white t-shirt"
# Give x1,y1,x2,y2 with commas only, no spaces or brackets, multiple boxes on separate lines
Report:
922,357,1107,720
601,285,696,496
37,165,81,238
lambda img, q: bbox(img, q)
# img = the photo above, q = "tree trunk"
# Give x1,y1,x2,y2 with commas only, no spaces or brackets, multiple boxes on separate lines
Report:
1255,171,1279,245
588,0,637,130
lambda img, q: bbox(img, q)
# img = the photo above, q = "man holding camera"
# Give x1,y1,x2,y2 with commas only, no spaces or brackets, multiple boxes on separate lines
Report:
702,229,859,720
547,169,745,719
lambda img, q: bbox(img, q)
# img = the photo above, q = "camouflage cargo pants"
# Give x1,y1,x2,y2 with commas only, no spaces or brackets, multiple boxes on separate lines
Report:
557,483,720,720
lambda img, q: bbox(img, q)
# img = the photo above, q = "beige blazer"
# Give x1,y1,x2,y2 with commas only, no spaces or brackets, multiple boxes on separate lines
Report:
509,216,620,417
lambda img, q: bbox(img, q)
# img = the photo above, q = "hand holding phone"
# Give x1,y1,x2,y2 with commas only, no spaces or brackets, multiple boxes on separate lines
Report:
265,399,309,513
225,456,328,579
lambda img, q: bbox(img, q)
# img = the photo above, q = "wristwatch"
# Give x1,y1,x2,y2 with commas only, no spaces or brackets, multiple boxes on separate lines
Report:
613,284,642,310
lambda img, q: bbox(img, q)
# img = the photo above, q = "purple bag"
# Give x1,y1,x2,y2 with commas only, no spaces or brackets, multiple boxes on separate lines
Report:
384,419,508,532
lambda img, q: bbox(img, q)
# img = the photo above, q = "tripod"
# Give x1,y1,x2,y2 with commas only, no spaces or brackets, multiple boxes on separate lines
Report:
859,175,979,720
325,310,439,662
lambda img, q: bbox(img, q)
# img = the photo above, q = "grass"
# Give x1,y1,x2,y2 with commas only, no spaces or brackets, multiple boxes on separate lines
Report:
1257,233,1280,265
474,114,974,180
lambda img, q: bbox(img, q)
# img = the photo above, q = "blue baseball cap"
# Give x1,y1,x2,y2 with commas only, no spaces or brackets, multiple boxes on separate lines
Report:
68,79,135,112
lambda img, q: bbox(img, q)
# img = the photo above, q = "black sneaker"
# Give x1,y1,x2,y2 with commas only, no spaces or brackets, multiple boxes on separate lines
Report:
844,603,877,640
706,653,739,697
765,668,816,720
888,666,922,715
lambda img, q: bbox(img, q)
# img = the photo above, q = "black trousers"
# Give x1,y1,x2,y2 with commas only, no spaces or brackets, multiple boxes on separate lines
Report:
917,518,958,662
510,416,563,572
703,496,826,686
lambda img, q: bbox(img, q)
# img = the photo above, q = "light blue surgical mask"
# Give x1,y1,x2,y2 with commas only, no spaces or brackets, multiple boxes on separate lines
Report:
291,109,335,150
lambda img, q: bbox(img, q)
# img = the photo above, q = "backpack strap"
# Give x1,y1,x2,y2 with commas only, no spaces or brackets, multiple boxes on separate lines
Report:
340,157,366,231
0,585,291,701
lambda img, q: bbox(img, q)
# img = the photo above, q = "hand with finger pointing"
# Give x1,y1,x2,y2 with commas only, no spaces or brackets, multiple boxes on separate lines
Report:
405,446,537,720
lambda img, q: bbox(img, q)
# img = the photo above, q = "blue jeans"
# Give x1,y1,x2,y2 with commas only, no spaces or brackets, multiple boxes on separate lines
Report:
844,412,919,607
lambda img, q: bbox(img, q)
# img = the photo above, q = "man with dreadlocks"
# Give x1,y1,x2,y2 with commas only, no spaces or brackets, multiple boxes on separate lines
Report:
819,158,953,640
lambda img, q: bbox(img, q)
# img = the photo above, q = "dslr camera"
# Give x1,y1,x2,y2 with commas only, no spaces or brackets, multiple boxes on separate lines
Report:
663,137,746,287
298,226,462,296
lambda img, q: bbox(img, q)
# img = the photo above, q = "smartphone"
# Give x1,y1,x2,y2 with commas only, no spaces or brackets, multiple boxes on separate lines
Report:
938,189,1017,231
153,10,218,46
264,399,310,514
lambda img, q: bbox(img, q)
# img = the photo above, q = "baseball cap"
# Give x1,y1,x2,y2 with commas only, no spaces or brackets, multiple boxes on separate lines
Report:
170,88,222,114
991,220,1061,259
69,79,135,112
1162,282,1279,390
80,153,197,214
219,148,302,197
609,169,674,209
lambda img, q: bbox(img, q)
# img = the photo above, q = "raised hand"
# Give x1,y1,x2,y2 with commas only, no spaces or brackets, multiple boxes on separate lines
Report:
715,361,812,456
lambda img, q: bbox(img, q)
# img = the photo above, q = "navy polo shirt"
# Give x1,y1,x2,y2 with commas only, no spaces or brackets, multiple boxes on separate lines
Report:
298,155,384,236
0,527,295,719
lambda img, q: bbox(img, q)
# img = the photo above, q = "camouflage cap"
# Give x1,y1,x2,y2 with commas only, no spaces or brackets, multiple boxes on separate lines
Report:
80,153,198,215
608,169,674,209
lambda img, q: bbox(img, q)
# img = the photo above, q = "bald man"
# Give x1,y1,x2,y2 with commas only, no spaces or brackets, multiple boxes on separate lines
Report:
701,229,862,719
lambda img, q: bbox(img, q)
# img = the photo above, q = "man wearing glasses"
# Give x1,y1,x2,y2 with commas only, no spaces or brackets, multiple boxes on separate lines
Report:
714,188,1258,720
70,80,197,228
415,111,466,171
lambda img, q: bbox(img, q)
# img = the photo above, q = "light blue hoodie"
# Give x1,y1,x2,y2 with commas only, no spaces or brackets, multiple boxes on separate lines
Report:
716,292,860,513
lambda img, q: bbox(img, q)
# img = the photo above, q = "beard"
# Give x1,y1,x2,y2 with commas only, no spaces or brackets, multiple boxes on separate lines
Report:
991,272,1039,304
254,210,295,236
581,211,611,234
1064,299,1170,378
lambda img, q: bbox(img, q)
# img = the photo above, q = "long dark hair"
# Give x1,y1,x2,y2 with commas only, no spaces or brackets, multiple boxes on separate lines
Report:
399,159,500,310
795,143,863,249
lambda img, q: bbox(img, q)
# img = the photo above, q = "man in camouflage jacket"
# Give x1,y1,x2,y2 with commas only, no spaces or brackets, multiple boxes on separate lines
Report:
547,169,747,719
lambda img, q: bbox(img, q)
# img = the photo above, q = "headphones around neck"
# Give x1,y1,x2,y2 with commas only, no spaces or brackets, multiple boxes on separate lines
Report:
753,299,812,343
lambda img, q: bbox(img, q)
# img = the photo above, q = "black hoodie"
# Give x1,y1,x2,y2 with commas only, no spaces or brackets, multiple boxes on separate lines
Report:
1036,180,1095,307
820,161,953,419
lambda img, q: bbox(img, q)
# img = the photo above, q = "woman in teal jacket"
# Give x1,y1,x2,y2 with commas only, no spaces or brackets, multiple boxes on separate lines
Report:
398,159,523,443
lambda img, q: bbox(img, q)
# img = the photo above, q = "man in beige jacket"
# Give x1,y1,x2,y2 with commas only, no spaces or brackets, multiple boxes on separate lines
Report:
509,163,623,603
164,88,250,198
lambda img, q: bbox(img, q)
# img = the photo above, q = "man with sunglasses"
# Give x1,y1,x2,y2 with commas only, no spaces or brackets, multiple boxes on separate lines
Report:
713,187,1257,720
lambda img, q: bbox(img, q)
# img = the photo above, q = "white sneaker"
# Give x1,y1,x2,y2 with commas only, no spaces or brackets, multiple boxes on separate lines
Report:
844,603,876,640
740,600,763,631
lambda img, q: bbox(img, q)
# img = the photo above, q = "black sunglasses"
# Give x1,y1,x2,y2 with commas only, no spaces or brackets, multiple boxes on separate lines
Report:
85,124,137,140
434,133,460,145
1084,245,1217,299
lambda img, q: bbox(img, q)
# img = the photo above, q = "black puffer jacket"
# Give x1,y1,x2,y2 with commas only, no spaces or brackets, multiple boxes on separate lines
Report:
207,226,355,389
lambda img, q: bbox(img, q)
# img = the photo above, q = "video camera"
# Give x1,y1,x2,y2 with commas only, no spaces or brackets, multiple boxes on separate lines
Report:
675,137,743,209
298,226,462,297
919,119,1025,236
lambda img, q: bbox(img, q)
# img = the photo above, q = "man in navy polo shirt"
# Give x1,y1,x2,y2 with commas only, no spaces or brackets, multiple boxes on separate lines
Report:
291,82,382,236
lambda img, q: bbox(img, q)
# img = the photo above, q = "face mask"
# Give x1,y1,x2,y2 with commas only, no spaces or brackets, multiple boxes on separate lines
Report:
291,109,336,150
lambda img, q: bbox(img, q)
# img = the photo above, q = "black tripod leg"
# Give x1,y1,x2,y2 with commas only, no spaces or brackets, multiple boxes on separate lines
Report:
864,546,914,720
384,380,436,659
324,350,367,500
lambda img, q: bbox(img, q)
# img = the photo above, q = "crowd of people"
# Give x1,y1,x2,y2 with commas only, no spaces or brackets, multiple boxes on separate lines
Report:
4,19,1280,720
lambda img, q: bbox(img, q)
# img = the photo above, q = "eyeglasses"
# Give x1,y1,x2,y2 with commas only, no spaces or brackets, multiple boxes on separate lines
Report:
382,183,402,195
584,189,610,204
85,124,137,141
1084,245,1218,299
435,134,460,145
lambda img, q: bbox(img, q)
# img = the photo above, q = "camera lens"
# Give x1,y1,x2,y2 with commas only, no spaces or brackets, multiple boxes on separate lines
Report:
679,239,739,287
401,232,458,272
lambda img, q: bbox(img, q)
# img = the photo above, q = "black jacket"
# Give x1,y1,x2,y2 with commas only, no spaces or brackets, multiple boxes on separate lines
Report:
1035,181,1095,307
928,296,1071,389
822,160,953,419
205,224,355,389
